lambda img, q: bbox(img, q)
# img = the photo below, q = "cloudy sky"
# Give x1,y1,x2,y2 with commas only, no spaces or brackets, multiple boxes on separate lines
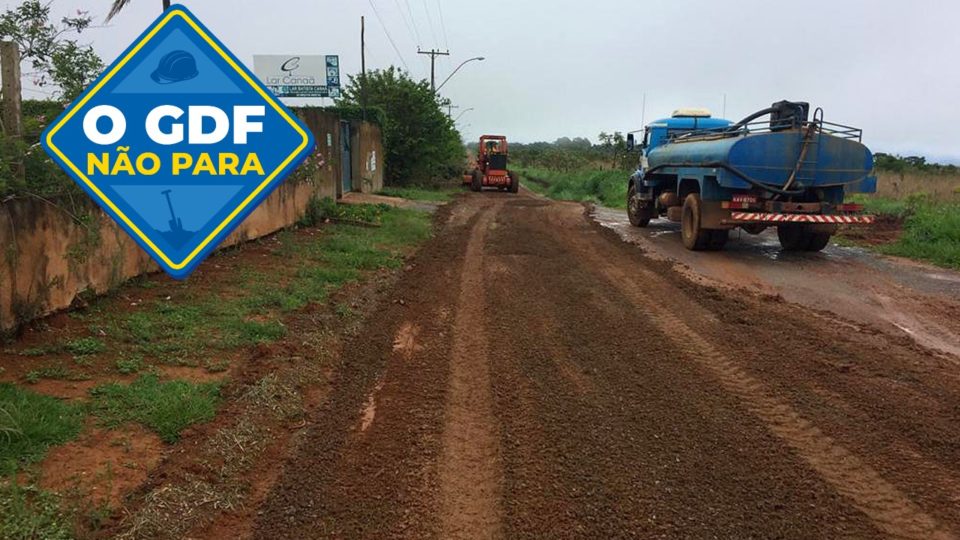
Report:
22,0,960,161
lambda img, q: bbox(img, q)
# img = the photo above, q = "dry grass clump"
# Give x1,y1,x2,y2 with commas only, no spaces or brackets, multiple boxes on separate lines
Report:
875,171,960,202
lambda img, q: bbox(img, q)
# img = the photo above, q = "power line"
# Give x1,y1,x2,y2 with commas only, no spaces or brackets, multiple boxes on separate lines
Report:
421,0,439,47
435,0,450,51
402,0,431,77
394,0,419,47
367,0,410,72
22,87,55,96
403,0,423,46
392,0,423,78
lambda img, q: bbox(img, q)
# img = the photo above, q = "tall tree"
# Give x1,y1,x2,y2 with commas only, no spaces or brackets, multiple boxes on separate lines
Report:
338,67,463,186
0,0,103,101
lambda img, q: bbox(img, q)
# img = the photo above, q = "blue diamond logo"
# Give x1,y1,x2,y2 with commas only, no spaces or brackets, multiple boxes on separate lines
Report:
41,5,314,279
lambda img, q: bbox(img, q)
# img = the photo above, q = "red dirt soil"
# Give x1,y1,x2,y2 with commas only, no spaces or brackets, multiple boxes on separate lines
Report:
248,191,960,538
39,423,163,508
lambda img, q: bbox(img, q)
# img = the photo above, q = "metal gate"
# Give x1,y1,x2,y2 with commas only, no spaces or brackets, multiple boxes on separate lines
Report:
340,121,353,193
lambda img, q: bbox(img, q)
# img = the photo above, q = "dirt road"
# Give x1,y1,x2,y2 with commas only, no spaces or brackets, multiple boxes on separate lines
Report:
250,190,960,539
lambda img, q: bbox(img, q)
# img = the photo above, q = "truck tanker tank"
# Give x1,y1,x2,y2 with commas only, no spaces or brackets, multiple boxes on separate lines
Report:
625,100,878,252
646,127,874,191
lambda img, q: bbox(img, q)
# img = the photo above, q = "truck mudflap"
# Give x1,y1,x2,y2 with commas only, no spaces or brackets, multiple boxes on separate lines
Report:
725,212,875,224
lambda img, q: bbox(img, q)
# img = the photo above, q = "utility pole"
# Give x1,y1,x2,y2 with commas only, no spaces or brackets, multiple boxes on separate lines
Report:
361,16,367,121
417,48,449,93
1,41,24,181
0,41,22,139
162,0,171,11
446,103,459,118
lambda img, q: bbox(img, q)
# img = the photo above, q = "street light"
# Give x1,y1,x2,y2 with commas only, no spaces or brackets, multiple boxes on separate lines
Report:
454,108,474,122
436,57,485,92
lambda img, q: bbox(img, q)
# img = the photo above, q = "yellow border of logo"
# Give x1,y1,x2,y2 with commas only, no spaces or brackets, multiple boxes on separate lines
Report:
44,9,310,270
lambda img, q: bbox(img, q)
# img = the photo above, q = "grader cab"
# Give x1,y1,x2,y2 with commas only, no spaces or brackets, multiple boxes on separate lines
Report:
464,135,519,193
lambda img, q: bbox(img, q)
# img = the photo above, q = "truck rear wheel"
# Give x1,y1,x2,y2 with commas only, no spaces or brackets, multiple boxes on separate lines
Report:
707,229,729,251
509,171,520,193
471,170,483,192
778,224,832,251
777,224,807,251
681,193,712,250
627,184,652,227
805,231,832,252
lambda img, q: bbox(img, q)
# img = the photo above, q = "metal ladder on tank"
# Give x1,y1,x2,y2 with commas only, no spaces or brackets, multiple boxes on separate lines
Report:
781,107,824,195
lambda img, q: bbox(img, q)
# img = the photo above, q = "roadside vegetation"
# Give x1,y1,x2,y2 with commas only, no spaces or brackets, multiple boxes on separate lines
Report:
0,2,457,530
844,192,960,269
0,385,85,538
0,384,84,475
378,186,458,202
90,375,220,443
337,67,464,187
0,483,73,540
519,166,628,209
514,137,960,269
511,134,635,208
0,202,435,535
835,154,960,269
0,2,104,200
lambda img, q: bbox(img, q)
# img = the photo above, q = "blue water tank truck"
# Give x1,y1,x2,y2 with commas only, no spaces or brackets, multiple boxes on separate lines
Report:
625,101,877,251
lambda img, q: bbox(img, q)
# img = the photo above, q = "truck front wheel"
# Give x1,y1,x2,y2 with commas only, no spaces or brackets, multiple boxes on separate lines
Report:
471,170,483,193
627,184,652,227
681,193,713,250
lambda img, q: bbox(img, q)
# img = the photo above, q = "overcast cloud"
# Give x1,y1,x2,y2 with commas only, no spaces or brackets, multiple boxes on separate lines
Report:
21,0,960,161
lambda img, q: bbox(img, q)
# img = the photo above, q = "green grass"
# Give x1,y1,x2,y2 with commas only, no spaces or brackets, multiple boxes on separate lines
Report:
0,384,85,476
880,203,960,268
18,337,105,358
0,203,435,537
0,483,73,540
848,194,911,218
115,355,143,375
517,166,629,208
106,205,431,364
90,375,221,443
63,337,106,356
378,186,456,202
301,196,392,226
8,205,433,370
847,194,960,269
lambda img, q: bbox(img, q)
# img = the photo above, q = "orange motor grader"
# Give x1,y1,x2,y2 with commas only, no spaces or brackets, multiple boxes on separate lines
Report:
464,135,519,193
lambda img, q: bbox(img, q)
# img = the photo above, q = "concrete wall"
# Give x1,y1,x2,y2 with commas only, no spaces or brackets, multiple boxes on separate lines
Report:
294,109,383,196
354,122,384,194
0,108,383,332
295,108,344,198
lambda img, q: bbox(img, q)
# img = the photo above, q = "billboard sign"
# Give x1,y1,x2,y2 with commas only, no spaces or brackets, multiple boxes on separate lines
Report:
254,55,341,98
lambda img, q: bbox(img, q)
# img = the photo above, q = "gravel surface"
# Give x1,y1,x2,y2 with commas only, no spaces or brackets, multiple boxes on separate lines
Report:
252,190,960,539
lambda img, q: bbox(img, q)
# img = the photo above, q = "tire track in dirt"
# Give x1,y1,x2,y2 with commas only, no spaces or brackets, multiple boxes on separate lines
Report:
438,201,504,540
252,203,469,539
568,222,955,540
484,197,879,537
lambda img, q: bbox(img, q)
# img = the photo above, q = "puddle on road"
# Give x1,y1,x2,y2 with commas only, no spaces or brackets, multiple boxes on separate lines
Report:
590,205,960,360
928,272,960,284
